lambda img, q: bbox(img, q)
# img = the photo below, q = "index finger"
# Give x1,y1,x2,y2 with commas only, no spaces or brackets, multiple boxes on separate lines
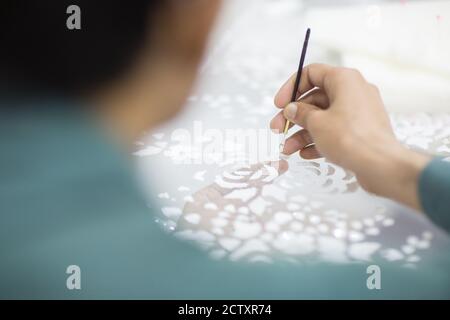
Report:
274,63,335,108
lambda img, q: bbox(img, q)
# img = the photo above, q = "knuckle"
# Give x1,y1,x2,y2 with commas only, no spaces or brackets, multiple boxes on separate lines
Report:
368,83,380,94
343,68,362,79
307,63,321,70
324,68,340,88
328,68,367,89
327,67,354,84
327,67,342,80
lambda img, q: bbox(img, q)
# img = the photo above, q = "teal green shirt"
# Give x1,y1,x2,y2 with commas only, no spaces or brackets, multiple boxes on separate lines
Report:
419,158,450,233
1,101,449,299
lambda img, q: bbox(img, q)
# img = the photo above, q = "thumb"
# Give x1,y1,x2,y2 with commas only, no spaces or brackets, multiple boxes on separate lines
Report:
283,101,322,130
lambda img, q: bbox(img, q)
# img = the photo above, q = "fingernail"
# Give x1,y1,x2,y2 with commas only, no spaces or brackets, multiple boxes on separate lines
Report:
284,103,297,120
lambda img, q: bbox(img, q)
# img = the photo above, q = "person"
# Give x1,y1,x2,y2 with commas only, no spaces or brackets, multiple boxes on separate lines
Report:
0,1,449,299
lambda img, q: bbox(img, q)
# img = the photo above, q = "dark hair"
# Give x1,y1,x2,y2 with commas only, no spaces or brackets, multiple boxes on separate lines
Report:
0,1,163,95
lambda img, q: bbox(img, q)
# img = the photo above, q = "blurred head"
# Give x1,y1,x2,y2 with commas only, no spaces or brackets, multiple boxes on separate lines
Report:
0,0,221,142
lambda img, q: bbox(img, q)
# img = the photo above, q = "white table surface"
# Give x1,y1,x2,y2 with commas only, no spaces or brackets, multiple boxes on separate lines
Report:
134,0,450,268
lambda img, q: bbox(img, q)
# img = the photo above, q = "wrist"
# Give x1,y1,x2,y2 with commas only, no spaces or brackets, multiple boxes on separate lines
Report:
354,141,431,210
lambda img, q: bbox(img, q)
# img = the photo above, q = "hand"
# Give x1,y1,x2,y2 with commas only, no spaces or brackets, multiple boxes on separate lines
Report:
270,63,430,211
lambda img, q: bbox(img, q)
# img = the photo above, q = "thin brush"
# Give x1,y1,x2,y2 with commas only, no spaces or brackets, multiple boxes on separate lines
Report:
279,28,311,154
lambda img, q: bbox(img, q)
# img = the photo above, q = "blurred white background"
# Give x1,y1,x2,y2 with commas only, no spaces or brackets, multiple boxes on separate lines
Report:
206,0,450,112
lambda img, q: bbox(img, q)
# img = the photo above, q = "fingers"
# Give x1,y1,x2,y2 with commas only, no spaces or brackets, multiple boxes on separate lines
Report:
281,129,322,159
282,129,313,155
274,63,336,108
270,89,328,133
270,110,293,133
299,145,322,159
300,89,329,109
283,101,322,130
274,72,300,108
